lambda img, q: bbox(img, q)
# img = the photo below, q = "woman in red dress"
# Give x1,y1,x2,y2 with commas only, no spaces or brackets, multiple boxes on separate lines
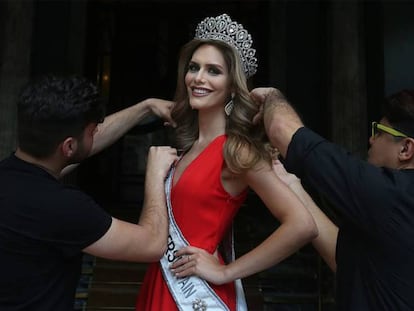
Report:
136,13,318,310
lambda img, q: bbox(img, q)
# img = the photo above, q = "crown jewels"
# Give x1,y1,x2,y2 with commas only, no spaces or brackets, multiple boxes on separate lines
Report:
194,13,258,78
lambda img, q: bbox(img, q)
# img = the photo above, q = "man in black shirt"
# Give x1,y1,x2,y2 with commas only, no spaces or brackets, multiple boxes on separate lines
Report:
251,87,414,310
0,75,178,310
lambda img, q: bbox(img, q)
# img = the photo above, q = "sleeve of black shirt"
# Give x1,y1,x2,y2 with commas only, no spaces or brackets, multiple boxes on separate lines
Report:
284,127,404,236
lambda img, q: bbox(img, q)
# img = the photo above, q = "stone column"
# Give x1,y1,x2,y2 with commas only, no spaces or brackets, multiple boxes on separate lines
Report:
329,1,368,157
0,0,33,159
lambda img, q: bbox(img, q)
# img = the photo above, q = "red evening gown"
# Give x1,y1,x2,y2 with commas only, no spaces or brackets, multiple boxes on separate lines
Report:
135,135,248,310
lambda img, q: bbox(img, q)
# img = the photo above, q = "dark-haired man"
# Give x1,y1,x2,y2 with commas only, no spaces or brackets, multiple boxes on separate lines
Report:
251,87,414,310
0,75,178,310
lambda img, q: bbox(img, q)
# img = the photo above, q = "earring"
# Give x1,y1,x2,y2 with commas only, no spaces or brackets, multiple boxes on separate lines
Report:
225,93,235,116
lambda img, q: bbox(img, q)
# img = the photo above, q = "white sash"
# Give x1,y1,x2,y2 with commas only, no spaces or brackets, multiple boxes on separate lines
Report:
160,167,247,311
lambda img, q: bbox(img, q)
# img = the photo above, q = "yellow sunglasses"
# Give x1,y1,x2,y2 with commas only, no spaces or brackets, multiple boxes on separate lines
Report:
371,121,408,138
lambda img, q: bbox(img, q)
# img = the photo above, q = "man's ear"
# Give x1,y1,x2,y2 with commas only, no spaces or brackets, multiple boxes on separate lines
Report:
61,137,78,158
399,137,414,161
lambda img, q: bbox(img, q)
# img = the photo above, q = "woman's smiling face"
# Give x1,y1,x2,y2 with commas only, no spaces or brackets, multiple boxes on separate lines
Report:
185,44,232,113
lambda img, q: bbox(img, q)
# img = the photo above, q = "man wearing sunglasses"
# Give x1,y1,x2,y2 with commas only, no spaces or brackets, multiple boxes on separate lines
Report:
251,88,414,310
369,120,412,168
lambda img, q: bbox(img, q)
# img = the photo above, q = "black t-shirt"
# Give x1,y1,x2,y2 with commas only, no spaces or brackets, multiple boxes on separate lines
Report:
285,127,414,311
0,154,112,310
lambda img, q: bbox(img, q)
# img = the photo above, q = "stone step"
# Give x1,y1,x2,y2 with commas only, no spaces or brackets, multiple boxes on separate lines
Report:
86,258,144,310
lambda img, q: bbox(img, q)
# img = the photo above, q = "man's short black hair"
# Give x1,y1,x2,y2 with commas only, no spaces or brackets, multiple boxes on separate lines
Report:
17,75,106,158
384,89,414,138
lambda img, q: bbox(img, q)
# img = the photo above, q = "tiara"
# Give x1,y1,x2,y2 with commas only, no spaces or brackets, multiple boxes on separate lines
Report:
194,13,258,78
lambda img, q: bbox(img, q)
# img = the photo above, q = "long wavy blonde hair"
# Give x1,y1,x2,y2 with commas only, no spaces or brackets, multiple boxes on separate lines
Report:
171,39,272,173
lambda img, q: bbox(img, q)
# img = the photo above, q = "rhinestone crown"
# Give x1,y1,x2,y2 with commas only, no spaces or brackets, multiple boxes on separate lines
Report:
194,13,258,78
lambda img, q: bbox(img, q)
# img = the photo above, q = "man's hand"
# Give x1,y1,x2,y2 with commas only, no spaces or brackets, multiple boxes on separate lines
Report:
250,87,303,158
146,146,179,181
272,159,301,187
250,87,286,124
147,98,177,128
